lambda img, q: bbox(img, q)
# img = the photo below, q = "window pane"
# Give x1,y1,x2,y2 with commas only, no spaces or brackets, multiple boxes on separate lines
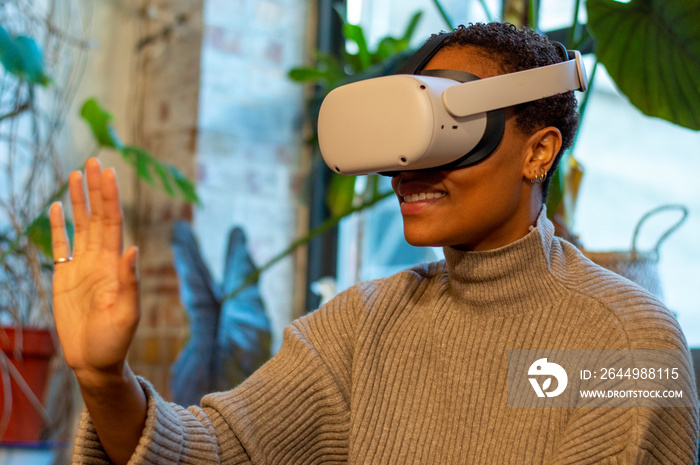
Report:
574,62,700,347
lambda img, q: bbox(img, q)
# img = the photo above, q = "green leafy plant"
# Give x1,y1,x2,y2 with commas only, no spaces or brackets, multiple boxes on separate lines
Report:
79,98,198,204
0,3,201,443
0,17,198,326
585,0,700,131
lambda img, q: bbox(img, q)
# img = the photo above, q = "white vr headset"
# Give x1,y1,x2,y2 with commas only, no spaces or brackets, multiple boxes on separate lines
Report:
317,33,588,176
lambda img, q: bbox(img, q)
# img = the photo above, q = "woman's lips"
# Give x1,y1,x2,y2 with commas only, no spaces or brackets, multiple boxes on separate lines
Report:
399,190,447,215
402,191,447,203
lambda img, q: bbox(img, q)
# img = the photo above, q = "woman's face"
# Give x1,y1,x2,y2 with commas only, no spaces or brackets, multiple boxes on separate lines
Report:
390,45,539,251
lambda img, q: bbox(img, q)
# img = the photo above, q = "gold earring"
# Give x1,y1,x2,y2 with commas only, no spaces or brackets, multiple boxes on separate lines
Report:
530,170,546,184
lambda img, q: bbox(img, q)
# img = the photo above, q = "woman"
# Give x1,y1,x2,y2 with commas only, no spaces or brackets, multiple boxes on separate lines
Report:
50,23,698,464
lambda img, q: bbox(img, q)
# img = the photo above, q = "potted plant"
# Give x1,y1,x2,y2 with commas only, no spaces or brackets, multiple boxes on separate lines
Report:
0,2,197,447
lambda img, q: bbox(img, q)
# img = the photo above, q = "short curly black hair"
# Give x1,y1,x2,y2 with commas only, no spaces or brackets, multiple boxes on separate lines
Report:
437,22,580,198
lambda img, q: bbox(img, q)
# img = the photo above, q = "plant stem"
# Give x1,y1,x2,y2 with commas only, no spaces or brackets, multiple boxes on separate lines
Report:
222,190,394,302
571,58,598,151
432,0,454,30
0,100,31,123
568,0,582,47
0,180,68,266
528,0,539,30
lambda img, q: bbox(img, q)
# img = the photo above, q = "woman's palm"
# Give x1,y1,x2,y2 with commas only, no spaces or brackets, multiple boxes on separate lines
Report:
50,159,140,379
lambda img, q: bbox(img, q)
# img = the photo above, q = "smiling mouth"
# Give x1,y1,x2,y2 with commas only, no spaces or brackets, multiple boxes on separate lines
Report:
402,192,447,203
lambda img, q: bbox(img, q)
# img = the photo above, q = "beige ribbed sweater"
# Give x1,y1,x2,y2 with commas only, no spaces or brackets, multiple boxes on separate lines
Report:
73,214,699,464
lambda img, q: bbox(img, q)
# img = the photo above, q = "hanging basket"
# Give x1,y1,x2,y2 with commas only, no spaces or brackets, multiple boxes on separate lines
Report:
581,204,688,301
0,326,55,444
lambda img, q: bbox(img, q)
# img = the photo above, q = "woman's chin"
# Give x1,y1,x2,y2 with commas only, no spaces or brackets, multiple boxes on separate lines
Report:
402,230,448,248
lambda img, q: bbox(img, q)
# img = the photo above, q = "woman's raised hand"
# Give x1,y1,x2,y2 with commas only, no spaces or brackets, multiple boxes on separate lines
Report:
50,158,140,386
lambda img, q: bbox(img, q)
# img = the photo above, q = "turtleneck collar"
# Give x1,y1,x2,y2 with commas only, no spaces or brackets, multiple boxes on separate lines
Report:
442,208,562,315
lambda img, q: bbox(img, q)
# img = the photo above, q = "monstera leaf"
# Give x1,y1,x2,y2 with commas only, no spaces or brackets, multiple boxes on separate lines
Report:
214,227,272,392
169,221,221,406
169,222,272,406
586,0,700,130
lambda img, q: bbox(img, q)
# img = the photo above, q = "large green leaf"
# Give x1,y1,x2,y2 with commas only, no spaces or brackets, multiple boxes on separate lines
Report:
586,0,700,130
374,37,405,62
401,11,423,43
326,173,357,217
315,52,346,84
342,22,372,71
372,12,423,63
288,67,328,82
121,145,199,203
288,52,345,89
80,98,125,149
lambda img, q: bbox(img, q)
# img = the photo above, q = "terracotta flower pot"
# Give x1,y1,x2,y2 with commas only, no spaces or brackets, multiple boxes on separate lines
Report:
0,327,55,443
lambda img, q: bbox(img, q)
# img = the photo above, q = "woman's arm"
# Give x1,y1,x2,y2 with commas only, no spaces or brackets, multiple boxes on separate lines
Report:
75,364,146,465
55,159,358,464
71,311,357,464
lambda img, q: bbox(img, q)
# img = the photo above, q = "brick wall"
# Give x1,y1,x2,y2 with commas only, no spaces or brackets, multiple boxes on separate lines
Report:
127,0,204,395
194,0,312,353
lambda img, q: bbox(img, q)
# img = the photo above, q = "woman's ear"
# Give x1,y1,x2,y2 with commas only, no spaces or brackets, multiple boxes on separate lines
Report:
522,126,562,182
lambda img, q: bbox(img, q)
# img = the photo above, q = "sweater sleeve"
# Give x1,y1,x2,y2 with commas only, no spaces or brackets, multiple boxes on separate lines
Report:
71,288,358,464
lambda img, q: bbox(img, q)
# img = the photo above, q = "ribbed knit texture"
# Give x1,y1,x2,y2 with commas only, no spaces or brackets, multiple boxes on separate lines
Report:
73,213,699,464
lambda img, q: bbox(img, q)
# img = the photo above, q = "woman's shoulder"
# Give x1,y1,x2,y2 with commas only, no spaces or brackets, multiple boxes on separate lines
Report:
553,237,661,305
551,237,685,350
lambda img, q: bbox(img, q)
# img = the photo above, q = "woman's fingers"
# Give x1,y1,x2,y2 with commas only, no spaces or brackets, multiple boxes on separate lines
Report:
69,170,89,257
62,158,124,258
49,202,72,262
101,168,123,255
85,158,105,252
117,246,140,322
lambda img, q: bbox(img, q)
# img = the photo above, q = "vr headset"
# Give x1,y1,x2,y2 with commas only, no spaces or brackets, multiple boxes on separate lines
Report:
317,33,588,176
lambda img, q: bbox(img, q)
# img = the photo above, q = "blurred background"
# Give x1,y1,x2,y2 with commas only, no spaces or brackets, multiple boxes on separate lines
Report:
0,0,698,462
